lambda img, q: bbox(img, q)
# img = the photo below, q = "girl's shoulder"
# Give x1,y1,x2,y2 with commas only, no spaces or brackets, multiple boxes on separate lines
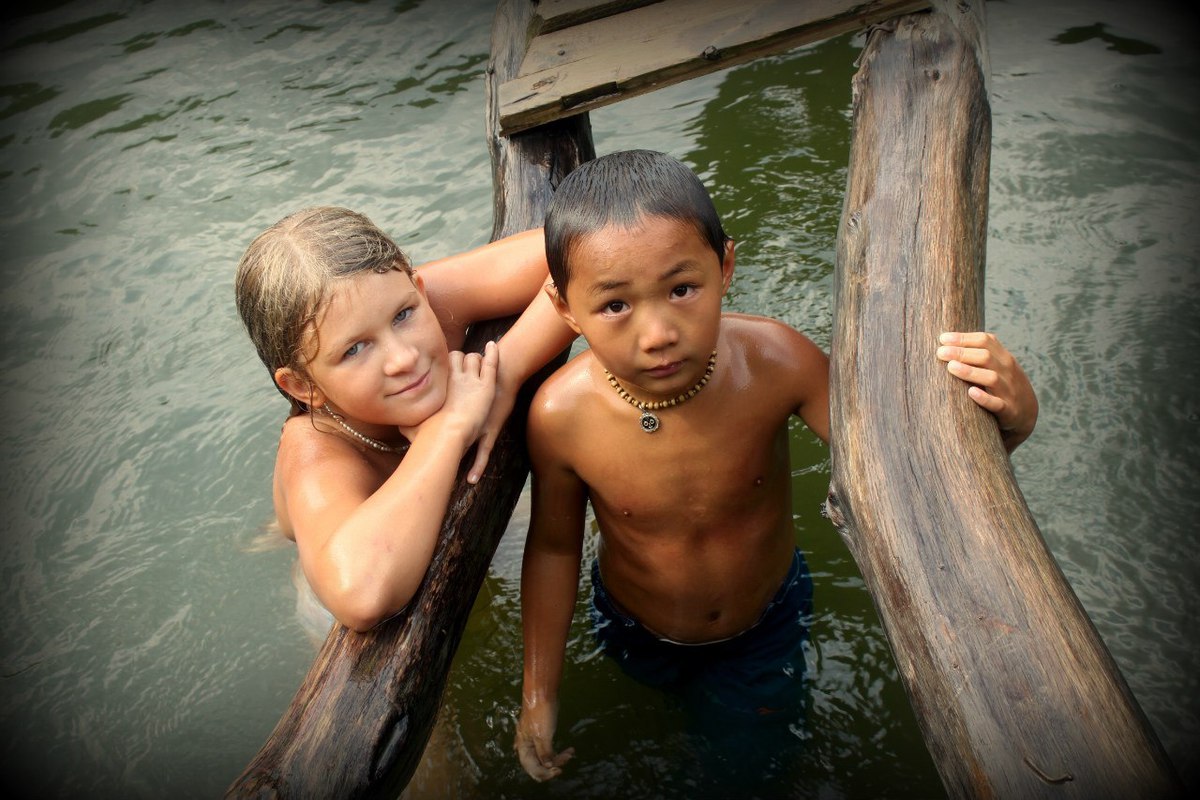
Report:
272,417,393,542
276,414,392,474
273,416,392,529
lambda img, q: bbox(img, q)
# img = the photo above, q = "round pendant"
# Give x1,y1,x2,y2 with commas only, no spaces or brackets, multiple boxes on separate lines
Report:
640,410,660,433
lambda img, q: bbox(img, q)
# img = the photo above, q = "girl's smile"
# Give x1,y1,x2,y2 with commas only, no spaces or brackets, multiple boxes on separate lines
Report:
389,369,431,397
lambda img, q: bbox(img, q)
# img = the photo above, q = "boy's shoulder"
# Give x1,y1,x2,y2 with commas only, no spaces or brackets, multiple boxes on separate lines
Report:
721,312,821,361
531,349,600,417
719,312,829,406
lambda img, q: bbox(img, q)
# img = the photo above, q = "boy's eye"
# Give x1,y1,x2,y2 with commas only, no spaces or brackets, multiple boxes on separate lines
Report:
602,300,628,315
671,284,696,298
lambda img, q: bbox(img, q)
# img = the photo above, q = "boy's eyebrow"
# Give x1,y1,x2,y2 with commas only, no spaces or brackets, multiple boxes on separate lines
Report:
585,262,701,296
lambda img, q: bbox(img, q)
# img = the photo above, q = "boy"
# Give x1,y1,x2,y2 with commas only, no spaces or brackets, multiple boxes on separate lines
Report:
514,150,1037,780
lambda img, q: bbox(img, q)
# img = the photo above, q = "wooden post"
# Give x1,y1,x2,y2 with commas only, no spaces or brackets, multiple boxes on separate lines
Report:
224,1,593,796
827,5,1181,798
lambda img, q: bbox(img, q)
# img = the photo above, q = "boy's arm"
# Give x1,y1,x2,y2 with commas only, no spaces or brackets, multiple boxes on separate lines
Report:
937,331,1038,452
514,394,585,781
758,318,830,443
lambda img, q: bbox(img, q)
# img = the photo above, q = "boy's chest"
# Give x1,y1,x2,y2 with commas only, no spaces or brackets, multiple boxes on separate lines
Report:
575,408,793,529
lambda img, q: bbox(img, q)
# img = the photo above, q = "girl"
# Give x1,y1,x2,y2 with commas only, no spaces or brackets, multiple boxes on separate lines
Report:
236,206,572,631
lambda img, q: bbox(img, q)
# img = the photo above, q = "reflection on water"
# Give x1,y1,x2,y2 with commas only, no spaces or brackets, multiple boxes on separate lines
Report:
0,0,1197,797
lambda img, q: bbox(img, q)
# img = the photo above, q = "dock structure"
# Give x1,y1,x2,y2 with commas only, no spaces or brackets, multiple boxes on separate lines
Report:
497,0,929,135
227,2,1182,797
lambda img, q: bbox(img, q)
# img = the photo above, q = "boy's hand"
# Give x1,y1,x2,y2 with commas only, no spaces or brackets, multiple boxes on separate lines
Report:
515,703,574,781
937,331,1038,452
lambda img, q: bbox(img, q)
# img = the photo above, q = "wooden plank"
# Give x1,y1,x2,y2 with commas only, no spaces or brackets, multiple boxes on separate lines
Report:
499,0,930,135
828,4,1182,797
534,0,663,34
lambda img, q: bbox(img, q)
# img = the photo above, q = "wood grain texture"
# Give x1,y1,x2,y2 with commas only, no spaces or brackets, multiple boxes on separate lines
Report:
827,5,1181,798
224,0,593,795
533,0,663,34
498,0,930,135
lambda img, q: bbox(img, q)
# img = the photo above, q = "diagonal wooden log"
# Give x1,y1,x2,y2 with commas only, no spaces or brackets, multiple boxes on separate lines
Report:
826,5,1181,798
225,1,593,796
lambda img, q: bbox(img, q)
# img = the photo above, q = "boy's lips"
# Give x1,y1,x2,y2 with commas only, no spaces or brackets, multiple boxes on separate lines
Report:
645,360,682,379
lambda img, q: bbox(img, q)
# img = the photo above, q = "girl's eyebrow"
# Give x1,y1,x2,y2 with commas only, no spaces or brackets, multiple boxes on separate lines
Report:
323,282,419,358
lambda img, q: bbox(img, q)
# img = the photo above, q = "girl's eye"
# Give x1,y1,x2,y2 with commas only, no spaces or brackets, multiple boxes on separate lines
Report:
344,341,365,358
393,307,414,324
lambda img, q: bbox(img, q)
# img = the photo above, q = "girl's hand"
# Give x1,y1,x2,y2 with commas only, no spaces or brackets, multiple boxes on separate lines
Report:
401,341,498,450
466,363,518,484
937,331,1038,452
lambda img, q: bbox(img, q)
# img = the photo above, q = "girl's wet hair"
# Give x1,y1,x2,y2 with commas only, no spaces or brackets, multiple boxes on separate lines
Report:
544,149,729,295
234,206,411,415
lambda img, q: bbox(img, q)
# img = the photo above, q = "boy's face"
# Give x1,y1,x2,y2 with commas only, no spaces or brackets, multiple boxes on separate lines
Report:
552,215,734,402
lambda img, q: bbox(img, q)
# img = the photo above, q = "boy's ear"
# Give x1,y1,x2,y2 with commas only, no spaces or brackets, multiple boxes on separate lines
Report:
720,238,736,295
546,282,583,335
274,367,326,410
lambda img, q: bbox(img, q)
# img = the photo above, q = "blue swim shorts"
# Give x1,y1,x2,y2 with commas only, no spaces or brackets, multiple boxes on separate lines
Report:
590,548,814,718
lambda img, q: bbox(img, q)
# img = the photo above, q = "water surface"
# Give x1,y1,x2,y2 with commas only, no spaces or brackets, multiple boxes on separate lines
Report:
0,0,1196,797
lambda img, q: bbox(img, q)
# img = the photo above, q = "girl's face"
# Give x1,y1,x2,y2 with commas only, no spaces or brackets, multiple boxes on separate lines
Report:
290,269,450,433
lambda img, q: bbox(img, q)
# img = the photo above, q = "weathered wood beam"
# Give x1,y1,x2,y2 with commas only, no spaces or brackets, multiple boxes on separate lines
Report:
534,0,663,35
223,0,593,795
827,4,1181,798
499,0,930,136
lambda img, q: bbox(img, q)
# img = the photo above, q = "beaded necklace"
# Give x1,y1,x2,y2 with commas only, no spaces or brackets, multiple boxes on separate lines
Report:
319,406,407,454
604,350,717,433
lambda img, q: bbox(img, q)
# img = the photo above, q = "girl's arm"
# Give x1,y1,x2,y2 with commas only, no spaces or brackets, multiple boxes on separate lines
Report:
467,284,575,482
416,228,551,346
418,228,577,482
279,346,497,632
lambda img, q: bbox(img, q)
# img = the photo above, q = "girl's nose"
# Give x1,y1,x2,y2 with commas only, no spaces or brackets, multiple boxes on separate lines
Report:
382,336,419,374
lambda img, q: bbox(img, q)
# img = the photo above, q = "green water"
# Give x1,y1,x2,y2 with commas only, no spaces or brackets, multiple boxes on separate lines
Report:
0,1,1196,797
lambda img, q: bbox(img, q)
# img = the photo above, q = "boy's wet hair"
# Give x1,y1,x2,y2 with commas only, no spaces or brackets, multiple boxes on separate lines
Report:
545,150,729,294
235,206,411,415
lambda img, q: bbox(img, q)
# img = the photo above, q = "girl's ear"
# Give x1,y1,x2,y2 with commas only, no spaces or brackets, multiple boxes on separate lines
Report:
274,367,325,410
546,282,583,335
720,239,736,295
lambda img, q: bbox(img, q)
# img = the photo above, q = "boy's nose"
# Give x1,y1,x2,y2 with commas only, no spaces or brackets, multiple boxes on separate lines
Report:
637,313,679,352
